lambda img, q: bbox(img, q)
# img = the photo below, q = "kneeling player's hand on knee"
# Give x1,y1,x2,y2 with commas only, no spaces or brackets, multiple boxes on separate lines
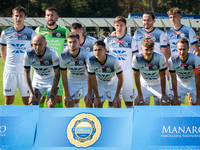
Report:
134,95,144,105
47,100,55,108
112,96,121,108
64,95,74,107
29,94,38,105
84,93,94,107
94,98,102,108
171,96,181,105
161,94,170,105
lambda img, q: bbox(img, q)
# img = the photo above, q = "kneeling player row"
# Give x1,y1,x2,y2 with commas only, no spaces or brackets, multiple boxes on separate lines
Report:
23,33,200,108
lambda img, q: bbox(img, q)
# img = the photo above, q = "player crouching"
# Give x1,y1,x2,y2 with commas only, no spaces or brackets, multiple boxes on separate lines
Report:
86,40,124,108
24,34,60,108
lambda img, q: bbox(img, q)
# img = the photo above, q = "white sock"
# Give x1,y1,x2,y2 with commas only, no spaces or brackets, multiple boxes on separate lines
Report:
108,105,113,108
5,103,13,105
74,103,79,108
126,105,134,108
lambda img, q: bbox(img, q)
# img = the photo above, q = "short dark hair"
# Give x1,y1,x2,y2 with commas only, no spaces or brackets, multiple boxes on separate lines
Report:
143,11,156,20
93,40,106,49
12,6,26,16
67,32,79,40
177,38,189,47
114,16,126,25
46,7,57,14
71,22,83,30
167,7,181,16
142,38,154,48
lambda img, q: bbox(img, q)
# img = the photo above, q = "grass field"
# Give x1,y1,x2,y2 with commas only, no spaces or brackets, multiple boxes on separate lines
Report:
0,57,189,107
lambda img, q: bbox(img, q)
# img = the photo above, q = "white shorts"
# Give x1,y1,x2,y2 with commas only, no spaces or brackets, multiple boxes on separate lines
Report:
135,82,170,105
172,85,196,104
96,83,122,102
3,72,30,97
106,70,135,102
68,80,88,100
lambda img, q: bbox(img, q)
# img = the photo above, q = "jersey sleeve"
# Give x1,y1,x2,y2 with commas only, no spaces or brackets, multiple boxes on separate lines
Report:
194,56,200,73
159,54,167,71
59,53,67,70
168,57,175,73
86,52,92,64
160,32,168,48
104,38,109,53
165,31,170,46
131,38,138,54
189,28,198,45
0,30,6,46
31,31,36,44
114,59,123,75
87,59,95,74
52,51,59,68
23,52,31,68
132,55,139,71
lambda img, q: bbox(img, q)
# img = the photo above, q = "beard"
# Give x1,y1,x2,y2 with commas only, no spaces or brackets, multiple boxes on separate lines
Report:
47,20,56,26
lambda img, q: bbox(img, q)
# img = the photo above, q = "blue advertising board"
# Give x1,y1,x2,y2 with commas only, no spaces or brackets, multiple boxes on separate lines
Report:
33,108,133,150
0,106,39,150
131,106,200,150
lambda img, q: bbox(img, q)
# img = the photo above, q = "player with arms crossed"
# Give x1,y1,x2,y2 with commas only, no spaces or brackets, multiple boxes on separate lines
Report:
87,40,123,108
104,16,138,108
133,11,170,105
59,32,91,107
132,38,170,105
23,34,60,108
0,6,36,105
68,22,97,107
166,7,199,105
169,38,200,105
35,7,70,108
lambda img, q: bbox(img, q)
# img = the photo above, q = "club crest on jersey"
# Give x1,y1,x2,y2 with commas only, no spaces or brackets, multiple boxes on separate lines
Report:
14,33,22,36
153,65,158,70
36,58,44,61
151,37,156,41
145,64,152,67
71,59,79,62
116,40,123,43
67,113,101,147
79,60,84,65
56,33,61,37
22,35,27,39
180,64,188,67
86,47,91,51
99,65,106,69
106,68,111,72
174,32,181,35
180,33,185,38
44,60,49,65
144,34,151,37
49,31,56,33
188,65,193,70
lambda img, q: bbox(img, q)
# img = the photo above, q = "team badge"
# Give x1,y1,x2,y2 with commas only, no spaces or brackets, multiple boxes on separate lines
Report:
106,68,111,72
180,33,185,38
56,33,61,37
79,60,84,65
188,65,193,70
151,37,156,41
123,41,128,47
44,60,49,65
67,113,101,147
86,47,91,51
22,35,27,39
153,65,158,70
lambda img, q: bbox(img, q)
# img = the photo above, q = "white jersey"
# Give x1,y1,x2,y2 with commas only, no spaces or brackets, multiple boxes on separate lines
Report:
64,35,97,54
168,53,200,90
87,54,123,85
23,47,59,81
132,52,167,86
0,26,36,73
59,48,91,81
133,27,167,53
165,25,198,56
104,34,138,71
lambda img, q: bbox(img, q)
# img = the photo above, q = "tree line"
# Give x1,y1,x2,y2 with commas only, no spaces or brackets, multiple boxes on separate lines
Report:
0,0,199,17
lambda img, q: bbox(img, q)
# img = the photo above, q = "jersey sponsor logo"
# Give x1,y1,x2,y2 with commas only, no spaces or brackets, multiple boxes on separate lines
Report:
36,58,44,61
99,66,106,69
113,50,127,60
4,89,11,92
144,34,151,37
49,31,56,33
80,46,85,49
163,40,167,43
116,40,123,43
118,66,122,70
67,113,101,147
174,32,181,35
193,36,196,39
180,64,188,67
145,64,152,67
162,63,166,67
34,68,50,76
46,40,61,50
14,33,22,36
71,59,79,62
54,58,59,63
11,44,26,53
